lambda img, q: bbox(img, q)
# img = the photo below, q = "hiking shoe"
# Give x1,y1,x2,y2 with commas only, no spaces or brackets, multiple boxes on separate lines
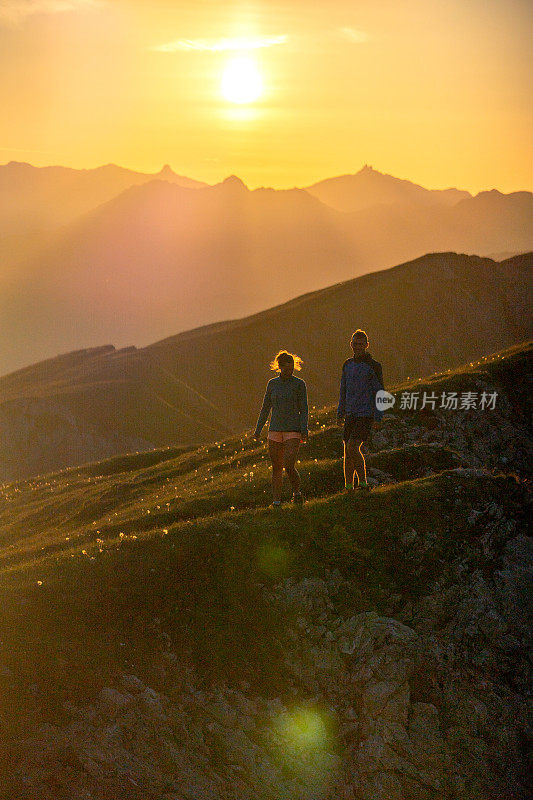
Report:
292,492,304,505
357,481,371,491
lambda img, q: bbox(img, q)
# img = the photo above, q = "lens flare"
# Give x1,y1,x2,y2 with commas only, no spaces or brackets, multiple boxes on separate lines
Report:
270,706,340,797
257,542,290,579
280,707,329,749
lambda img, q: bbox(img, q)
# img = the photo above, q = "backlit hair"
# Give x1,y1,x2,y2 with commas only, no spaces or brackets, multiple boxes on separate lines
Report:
270,350,303,372
351,329,368,343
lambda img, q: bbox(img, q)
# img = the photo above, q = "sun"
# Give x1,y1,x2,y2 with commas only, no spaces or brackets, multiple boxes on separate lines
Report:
221,57,263,104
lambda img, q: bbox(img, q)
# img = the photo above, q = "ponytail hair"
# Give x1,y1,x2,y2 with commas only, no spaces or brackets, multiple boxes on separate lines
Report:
269,350,303,372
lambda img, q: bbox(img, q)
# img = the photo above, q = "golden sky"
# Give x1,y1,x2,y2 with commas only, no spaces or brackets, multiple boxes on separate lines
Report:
1,0,532,192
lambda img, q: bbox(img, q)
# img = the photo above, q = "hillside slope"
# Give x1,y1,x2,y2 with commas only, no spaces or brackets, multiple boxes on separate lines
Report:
0,342,531,799
1,251,531,482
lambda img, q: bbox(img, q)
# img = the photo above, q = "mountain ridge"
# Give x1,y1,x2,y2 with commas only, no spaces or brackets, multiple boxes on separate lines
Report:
305,164,473,211
1,251,531,481
2,159,532,377
1,170,532,377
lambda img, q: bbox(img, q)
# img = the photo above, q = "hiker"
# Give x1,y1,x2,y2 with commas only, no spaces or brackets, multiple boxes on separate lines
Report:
253,350,309,507
337,329,384,491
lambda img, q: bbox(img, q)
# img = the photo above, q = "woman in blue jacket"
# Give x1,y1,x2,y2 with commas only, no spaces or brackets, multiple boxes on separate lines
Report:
337,329,384,491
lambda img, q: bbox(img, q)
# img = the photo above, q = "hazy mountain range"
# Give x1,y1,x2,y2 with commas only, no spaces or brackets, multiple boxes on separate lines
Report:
1,251,530,481
0,161,206,237
1,162,532,375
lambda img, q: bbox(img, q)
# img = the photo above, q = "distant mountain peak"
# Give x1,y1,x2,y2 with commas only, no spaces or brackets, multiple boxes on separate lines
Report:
94,163,123,173
305,165,474,211
221,175,247,189
159,164,175,177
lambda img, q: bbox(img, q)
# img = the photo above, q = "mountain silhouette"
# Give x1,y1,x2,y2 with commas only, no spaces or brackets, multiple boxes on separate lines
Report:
1,169,532,375
0,178,352,374
1,251,530,481
305,164,471,212
0,160,206,238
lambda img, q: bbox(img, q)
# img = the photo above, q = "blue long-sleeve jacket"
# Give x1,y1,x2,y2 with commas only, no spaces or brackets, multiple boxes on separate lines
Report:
337,354,384,422
255,375,309,435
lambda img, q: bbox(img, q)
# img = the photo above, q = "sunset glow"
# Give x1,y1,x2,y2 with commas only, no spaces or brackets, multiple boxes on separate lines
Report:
221,57,263,104
0,0,531,190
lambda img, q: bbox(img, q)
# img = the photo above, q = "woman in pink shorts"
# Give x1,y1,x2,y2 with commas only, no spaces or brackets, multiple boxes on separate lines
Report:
253,350,309,507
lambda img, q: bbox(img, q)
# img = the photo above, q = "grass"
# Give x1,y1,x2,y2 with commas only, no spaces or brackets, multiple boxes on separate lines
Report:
0,341,530,739
0,430,473,575
0,469,527,713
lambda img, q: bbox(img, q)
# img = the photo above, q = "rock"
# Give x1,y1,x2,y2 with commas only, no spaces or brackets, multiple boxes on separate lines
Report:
360,771,404,800
401,528,418,547
468,509,482,526
121,674,146,693
204,698,237,728
139,687,168,719
408,703,449,770
362,682,410,726
310,646,344,671
399,775,434,799
98,687,132,710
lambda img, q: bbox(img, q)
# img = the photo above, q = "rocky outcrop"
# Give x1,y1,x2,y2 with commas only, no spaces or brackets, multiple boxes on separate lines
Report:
6,491,531,800
0,396,153,482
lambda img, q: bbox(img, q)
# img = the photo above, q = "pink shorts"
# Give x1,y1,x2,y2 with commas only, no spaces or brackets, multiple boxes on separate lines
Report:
267,431,302,443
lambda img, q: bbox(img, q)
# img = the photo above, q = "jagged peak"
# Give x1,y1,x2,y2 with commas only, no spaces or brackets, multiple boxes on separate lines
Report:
158,164,175,177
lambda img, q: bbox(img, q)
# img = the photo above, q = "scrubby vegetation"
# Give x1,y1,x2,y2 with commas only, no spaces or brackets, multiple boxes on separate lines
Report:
0,342,531,799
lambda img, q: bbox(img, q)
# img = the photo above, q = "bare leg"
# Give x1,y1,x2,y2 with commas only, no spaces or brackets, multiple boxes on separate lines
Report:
344,439,366,486
282,438,301,494
353,441,367,484
268,440,285,502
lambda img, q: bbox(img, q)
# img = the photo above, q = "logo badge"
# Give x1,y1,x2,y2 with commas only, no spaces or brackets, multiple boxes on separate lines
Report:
376,390,396,411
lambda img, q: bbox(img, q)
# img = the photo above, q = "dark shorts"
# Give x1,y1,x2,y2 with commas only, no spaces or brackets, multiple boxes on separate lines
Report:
343,415,373,443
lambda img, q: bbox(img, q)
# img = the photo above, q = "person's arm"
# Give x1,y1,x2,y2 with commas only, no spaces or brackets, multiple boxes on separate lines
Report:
374,361,384,390
254,381,272,436
298,380,309,438
369,368,384,422
337,365,346,422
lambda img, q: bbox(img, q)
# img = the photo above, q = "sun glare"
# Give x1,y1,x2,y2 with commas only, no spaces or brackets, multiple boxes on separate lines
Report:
221,57,263,104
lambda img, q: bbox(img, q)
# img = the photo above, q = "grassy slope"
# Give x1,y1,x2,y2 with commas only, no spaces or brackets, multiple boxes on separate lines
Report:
0,342,531,740
2,253,531,461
